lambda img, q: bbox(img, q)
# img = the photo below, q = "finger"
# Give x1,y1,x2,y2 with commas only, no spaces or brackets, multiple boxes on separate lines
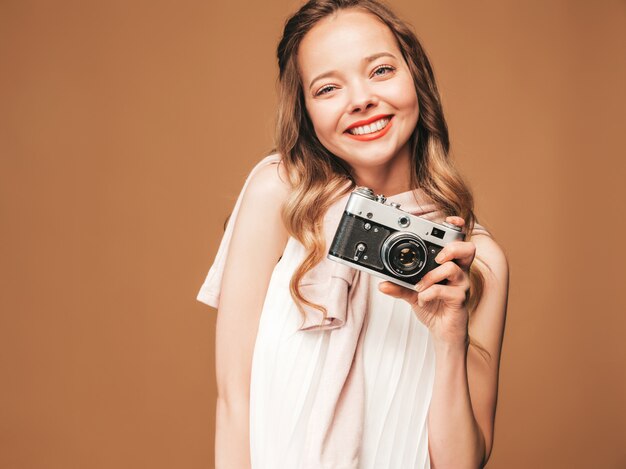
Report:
445,215,465,227
415,261,469,292
416,284,467,308
378,281,419,305
434,240,476,271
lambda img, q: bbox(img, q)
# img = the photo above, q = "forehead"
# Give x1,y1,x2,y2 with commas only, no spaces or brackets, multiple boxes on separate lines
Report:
297,9,401,77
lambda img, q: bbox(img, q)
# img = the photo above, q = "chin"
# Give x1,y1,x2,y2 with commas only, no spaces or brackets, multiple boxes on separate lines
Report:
345,143,402,163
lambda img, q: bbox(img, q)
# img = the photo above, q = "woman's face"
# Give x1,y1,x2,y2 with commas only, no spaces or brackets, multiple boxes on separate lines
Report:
297,9,419,183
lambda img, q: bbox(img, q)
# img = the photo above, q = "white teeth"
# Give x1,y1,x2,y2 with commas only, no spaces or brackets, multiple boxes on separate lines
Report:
348,117,390,135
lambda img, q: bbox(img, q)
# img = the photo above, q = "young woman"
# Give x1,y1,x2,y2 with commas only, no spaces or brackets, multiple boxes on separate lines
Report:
197,1,509,468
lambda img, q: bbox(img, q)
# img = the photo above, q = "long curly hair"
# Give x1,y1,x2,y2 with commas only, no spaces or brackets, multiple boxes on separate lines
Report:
266,0,491,357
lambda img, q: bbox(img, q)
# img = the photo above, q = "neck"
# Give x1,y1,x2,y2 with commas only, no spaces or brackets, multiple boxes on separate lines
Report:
350,142,415,197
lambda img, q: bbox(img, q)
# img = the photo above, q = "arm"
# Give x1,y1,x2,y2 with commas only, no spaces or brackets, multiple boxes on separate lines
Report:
214,162,290,469
377,218,510,468
427,233,510,468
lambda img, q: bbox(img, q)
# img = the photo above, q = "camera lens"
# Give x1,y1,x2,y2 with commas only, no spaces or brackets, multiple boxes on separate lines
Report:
381,232,427,278
396,243,419,268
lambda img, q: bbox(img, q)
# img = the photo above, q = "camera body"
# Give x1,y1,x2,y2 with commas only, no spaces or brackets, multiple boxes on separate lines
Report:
327,187,465,289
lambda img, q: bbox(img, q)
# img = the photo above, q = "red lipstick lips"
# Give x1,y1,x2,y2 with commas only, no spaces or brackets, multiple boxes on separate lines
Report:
345,114,393,132
344,114,394,141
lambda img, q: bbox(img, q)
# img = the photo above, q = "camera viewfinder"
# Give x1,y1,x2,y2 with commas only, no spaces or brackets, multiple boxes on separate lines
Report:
431,227,445,239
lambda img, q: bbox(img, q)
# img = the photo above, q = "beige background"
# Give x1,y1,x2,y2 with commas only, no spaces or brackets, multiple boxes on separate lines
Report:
1,0,625,468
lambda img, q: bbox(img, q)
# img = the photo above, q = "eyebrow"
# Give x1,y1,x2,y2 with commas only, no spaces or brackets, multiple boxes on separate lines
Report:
308,52,398,90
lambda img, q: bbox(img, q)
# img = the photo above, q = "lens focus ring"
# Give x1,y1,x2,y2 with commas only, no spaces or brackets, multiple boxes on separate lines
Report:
381,232,428,278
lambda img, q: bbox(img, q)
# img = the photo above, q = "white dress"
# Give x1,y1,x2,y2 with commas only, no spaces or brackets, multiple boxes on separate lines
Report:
197,235,435,469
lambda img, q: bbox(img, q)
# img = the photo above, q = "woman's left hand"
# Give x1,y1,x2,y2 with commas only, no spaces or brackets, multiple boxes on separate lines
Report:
378,216,475,347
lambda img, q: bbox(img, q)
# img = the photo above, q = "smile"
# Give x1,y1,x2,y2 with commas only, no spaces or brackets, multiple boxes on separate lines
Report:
347,116,391,135
344,116,394,141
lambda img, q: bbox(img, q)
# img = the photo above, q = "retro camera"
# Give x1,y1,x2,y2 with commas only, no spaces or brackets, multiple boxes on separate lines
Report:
327,187,465,289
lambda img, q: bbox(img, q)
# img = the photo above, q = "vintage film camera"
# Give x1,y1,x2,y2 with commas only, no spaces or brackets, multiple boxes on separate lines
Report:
327,187,465,289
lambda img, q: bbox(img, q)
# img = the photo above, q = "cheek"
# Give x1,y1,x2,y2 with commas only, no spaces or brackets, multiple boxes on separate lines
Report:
406,92,420,124
386,78,419,113
307,102,343,137
395,88,419,131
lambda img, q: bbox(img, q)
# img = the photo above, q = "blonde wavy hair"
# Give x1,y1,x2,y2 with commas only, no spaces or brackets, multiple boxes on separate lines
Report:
263,0,491,357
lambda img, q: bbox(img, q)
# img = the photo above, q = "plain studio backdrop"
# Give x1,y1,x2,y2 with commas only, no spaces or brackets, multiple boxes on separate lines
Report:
1,0,625,468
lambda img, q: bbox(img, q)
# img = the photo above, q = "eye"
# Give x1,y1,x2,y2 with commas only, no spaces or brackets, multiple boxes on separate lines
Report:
315,84,337,96
372,64,396,77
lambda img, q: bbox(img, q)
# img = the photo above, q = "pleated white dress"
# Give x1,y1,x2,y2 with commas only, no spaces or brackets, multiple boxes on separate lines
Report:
197,234,435,469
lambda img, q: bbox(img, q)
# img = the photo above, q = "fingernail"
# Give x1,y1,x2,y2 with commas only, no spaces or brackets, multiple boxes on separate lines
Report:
415,281,424,292
435,253,445,263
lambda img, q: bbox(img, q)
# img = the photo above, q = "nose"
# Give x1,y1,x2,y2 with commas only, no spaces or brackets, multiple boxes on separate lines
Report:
346,81,378,114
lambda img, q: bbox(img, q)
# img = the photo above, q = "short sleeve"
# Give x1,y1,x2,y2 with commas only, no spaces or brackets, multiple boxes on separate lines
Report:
196,153,283,308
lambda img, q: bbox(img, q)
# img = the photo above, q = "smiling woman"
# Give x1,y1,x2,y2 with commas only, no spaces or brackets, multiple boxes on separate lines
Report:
299,10,419,194
197,1,509,468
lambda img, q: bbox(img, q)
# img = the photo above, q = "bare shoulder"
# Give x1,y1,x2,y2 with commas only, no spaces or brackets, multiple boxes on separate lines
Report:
231,156,291,256
471,233,509,286
242,157,291,205
468,233,510,353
